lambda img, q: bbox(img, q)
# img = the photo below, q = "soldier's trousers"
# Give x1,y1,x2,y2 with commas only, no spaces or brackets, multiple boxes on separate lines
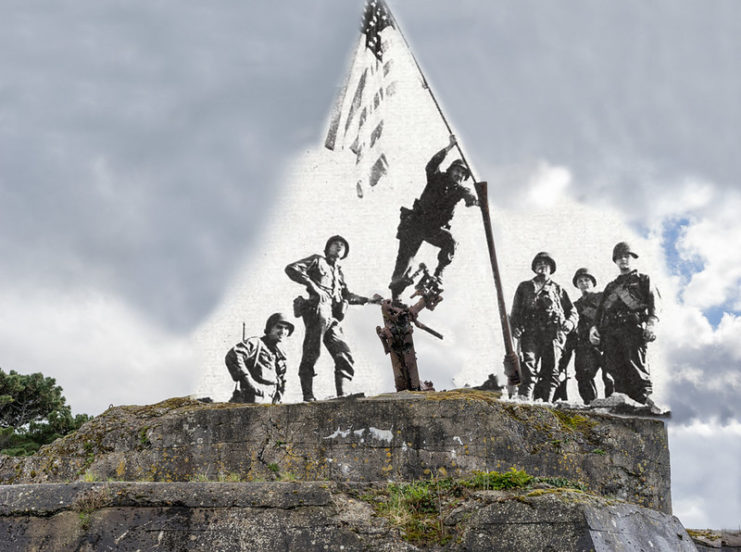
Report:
298,299,355,383
602,328,651,404
558,335,613,404
390,223,457,287
518,333,563,402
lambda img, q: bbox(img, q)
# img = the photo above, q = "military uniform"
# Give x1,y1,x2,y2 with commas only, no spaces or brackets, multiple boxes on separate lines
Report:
558,290,614,404
389,146,477,298
595,269,658,404
225,336,287,404
511,268,578,402
286,243,368,400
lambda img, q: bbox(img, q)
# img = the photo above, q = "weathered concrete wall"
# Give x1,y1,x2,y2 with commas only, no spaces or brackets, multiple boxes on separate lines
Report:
0,391,671,513
0,482,694,552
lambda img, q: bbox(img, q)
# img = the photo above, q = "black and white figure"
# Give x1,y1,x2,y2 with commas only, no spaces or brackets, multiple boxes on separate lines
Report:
555,268,614,404
388,134,479,300
510,252,578,402
285,235,376,401
224,313,293,404
592,242,660,405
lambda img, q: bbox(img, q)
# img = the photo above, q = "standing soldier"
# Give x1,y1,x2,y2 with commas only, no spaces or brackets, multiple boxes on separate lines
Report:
225,313,293,404
510,252,578,401
286,235,379,401
592,242,659,405
556,268,614,404
388,134,479,300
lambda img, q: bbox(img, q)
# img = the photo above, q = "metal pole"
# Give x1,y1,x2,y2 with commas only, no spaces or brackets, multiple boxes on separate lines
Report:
474,182,521,388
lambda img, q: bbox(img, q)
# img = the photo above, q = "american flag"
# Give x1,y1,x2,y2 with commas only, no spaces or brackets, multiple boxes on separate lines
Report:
362,0,394,61
325,0,403,195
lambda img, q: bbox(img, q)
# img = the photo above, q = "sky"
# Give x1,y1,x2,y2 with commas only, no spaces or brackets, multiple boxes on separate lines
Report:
1,0,740,530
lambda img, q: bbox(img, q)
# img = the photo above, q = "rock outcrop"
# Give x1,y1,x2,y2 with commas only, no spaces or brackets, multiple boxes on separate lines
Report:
1,391,671,513
0,390,687,551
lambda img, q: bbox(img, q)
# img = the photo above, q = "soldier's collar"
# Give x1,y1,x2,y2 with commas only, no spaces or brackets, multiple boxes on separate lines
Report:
617,269,638,280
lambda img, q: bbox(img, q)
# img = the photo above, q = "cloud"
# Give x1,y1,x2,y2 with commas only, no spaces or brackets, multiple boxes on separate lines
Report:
676,193,741,312
669,420,741,529
0,285,198,416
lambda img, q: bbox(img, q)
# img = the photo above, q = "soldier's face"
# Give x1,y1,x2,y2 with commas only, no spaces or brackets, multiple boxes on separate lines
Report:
449,166,466,184
576,275,594,292
615,254,632,273
268,323,291,343
327,240,346,261
534,260,552,277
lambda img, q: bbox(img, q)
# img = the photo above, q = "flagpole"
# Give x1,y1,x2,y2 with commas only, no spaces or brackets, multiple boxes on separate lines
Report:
384,0,521,389
384,2,474,177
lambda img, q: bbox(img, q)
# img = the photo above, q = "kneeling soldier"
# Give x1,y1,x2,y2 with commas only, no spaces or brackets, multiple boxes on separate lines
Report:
592,242,659,405
510,252,578,401
225,313,293,404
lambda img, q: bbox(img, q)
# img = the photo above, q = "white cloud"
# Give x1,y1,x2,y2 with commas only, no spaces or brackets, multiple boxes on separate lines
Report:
669,420,741,529
0,286,198,416
678,194,741,311
526,163,572,207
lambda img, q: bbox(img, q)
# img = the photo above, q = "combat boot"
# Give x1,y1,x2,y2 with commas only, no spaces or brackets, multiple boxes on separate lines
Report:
334,373,346,398
300,374,316,402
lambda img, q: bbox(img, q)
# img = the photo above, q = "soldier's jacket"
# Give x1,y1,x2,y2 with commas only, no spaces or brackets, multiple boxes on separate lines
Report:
410,147,477,230
229,336,287,397
285,254,368,307
574,291,602,343
596,270,659,333
510,278,578,338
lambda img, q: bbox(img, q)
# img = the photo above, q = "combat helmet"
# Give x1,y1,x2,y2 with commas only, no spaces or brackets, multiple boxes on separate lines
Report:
572,267,597,288
531,251,556,274
264,312,295,336
612,241,639,262
324,235,350,259
447,159,471,179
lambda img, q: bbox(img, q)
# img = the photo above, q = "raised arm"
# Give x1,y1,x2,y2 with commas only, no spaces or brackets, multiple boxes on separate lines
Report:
426,134,458,179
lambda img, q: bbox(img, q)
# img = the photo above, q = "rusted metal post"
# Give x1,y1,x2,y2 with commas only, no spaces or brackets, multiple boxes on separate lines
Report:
473,181,521,388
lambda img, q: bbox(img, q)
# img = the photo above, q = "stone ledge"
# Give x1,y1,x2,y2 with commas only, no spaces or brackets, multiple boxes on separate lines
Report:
0,390,671,513
0,482,693,552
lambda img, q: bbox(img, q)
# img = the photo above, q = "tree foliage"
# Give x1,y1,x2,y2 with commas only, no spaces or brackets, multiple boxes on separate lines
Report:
0,368,90,456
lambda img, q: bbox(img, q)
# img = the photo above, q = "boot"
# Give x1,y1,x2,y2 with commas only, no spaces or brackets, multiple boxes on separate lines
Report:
334,373,346,398
432,265,445,288
300,374,316,402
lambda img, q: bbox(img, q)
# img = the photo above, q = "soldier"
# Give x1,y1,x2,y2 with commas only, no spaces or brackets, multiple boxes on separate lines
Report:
286,235,379,401
592,242,659,405
510,252,578,401
225,313,293,404
556,268,614,404
388,134,479,300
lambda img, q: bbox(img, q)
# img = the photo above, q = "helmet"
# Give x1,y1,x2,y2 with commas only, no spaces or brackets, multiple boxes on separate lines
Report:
572,267,597,288
612,241,639,262
447,159,471,179
531,251,556,274
264,312,295,336
324,235,349,259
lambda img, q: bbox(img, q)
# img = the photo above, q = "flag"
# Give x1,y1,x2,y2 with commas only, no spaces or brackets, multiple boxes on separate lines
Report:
325,0,402,197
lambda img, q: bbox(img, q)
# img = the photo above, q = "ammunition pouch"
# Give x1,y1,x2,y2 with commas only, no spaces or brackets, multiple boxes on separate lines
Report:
293,295,308,318
332,299,349,322
605,310,644,328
